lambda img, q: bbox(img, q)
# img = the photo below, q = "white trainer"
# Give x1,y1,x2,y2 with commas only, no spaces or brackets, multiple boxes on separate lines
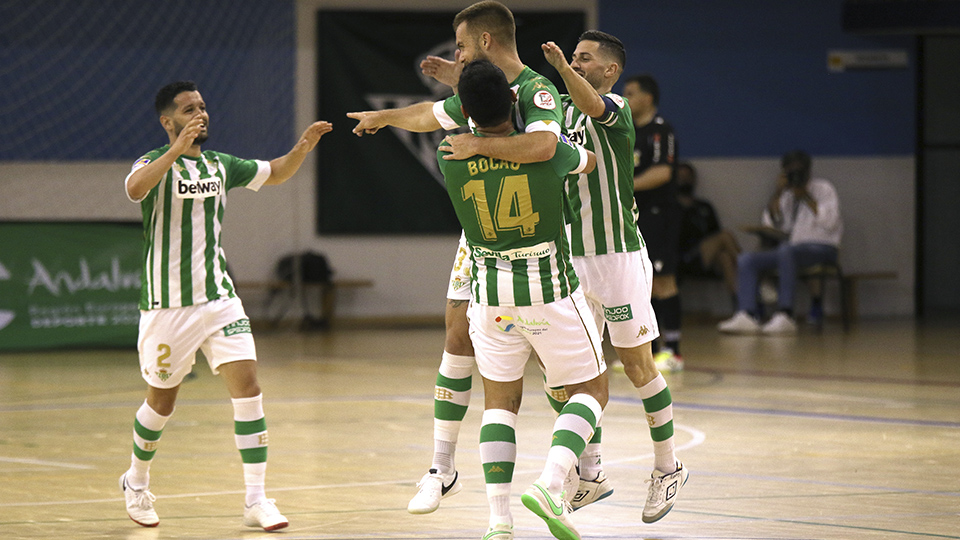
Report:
717,311,761,334
561,464,579,507
482,523,514,540
571,471,614,511
243,498,289,531
119,472,159,527
521,481,580,540
761,312,798,335
407,468,462,514
642,461,689,523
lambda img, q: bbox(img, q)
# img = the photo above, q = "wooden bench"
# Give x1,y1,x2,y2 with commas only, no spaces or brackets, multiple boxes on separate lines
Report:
235,278,374,329
788,265,898,331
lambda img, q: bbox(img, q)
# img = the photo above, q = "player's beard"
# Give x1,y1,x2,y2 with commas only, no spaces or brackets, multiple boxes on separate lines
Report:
173,121,209,145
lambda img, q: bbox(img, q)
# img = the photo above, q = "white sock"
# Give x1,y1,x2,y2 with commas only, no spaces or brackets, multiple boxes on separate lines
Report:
128,400,171,489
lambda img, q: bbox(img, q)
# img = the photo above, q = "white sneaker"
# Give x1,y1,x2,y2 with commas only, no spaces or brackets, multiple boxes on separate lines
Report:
717,311,761,334
571,471,614,511
642,461,689,523
561,464,579,507
482,523,514,540
243,498,288,531
653,349,684,373
407,468,462,514
120,473,159,527
521,481,580,540
761,312,798,335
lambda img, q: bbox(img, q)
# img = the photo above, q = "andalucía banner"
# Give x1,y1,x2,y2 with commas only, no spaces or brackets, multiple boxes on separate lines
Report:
0,221,142,350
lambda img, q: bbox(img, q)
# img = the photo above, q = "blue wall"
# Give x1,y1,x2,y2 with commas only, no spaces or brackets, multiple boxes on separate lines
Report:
0,0,295,161
600,0,916,157
0,1,914,161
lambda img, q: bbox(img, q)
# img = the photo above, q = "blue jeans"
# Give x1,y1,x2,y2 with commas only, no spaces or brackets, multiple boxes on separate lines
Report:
737,243,839,314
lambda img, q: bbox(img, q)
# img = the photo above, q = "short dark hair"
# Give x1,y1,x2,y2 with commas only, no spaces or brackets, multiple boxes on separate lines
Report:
625,74,659,106
453,1,516,51
579,30,626,69
781,149,812,174
458,60,512,128
154,81,198,117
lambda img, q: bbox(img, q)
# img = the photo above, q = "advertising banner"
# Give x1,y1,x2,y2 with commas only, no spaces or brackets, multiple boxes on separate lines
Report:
0,222,142,350
316,9,584,234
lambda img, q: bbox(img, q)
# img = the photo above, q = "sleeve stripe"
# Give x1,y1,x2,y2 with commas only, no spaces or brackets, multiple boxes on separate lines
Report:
434,100,460,131
571,145,589,174
243,160,271,192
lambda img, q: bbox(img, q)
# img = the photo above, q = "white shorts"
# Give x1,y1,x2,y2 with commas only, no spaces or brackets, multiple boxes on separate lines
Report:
572,248,660,348
446,231,472,301
467,288,606,387
137,297,256,389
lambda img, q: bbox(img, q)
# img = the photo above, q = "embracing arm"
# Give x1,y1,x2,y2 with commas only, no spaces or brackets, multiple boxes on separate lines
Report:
265,121,333,186
441,131,558,163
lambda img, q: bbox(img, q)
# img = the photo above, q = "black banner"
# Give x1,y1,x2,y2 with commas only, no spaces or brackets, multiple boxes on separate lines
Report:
317,9,584,234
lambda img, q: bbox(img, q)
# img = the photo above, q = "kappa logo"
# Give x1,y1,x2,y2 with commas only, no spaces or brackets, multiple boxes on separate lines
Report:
487,465,506,474
637,325,650,337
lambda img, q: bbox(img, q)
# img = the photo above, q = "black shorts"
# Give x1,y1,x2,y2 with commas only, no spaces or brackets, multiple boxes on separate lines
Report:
636,202,681,276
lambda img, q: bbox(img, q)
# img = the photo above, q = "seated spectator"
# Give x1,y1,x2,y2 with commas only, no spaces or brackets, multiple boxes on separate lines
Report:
718,150,843,335
676,162,741,307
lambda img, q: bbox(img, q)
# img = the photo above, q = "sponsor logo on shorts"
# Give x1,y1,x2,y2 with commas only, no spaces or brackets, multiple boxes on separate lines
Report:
223,318,252,336
603,304,634,322
637,325,650,337
495,315,550,336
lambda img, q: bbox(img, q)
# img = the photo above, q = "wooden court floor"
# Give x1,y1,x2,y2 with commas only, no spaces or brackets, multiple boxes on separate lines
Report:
1,317,959,540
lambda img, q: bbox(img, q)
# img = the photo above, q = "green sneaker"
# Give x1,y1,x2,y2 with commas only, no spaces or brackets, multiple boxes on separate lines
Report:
521,481,580,540
482,523,513,540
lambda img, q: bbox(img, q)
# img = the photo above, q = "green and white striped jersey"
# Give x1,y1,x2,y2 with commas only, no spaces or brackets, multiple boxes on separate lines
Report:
561,93,644,256
125,146,270,310
434,65,563,138
438,135,589,307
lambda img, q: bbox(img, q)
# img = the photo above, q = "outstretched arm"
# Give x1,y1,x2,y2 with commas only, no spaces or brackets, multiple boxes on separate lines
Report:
347,102,441,136
265,121,333,186
542,41,606,118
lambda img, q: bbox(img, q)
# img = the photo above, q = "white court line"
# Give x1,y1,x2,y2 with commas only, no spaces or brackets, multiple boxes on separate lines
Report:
0,423,706,508
0,456,94,470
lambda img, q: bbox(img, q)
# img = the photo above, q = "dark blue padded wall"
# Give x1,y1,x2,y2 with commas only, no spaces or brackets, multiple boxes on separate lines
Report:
0,0,295,161
600,0,915,157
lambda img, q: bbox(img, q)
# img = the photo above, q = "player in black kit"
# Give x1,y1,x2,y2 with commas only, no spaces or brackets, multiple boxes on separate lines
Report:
624,74,683,372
